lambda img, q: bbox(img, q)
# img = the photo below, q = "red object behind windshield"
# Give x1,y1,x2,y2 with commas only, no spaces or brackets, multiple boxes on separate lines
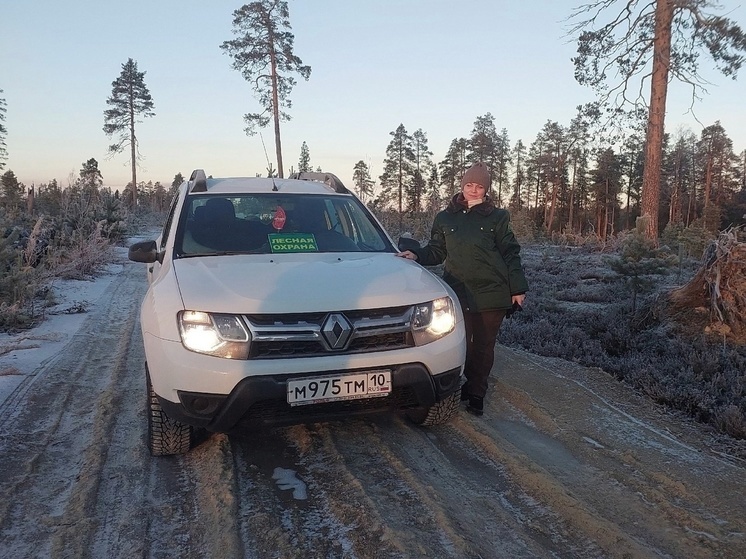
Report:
272,206,286,230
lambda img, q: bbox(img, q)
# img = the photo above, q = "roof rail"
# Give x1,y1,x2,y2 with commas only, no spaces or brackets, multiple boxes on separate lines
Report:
289,171,349,194
188,169,207,193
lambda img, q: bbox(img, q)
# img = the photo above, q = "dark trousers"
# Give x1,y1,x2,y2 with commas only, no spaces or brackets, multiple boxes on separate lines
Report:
462,309,506,398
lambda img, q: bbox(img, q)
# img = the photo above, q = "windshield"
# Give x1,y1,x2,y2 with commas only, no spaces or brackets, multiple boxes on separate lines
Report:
175,193,393,256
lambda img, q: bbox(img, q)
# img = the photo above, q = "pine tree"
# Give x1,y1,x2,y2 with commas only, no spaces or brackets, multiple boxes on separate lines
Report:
409,129,432,212
538,121,570,232
36,179,62,216
570,0,746,241
526,135,548,216
573,149,591,233
590,147,624,240
80,158,103,191
621,132,646,229
610,229,674,313
468,113,498,171
220,0,311,178
78,158,103,209
696,122,739,221
510,140,527,210
0,89,7,170
662,130,692,227
298,141,311,172
378,124,415,228
439,138,468,199
1,170,23,215
352,160,374,203
425,166,441,214
103,58,155,207
493,128,511,206
468,114,499,201
564,111,593,233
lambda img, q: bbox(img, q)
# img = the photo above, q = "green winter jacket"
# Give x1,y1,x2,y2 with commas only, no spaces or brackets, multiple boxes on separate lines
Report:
413,194,528,312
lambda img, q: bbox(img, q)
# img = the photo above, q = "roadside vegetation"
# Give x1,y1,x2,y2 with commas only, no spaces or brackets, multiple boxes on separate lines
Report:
498,225,746,441
0,163,177,331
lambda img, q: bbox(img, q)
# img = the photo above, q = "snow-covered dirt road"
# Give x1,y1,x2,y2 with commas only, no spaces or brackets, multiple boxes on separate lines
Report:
1,256,744,558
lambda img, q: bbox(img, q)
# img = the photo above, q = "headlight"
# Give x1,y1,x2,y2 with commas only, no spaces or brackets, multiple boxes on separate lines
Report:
178,311,251,359
411,297,456,345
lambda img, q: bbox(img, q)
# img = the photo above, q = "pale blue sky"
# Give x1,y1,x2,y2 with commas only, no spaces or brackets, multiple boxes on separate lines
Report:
2,1,745,191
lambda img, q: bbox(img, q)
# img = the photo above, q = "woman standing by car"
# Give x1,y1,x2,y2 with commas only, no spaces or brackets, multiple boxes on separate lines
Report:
397,162,528,416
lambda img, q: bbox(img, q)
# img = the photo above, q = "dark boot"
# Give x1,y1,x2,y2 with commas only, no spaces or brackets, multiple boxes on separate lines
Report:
466,396,484,416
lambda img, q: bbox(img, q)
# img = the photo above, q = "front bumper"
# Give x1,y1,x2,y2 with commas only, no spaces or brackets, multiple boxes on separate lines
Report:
158,364,462,432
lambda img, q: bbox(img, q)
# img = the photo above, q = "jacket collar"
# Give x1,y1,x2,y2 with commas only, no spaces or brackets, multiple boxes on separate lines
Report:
446,193,495,215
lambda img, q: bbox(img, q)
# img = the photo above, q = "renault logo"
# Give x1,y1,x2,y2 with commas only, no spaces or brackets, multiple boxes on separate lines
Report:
321,313,352,350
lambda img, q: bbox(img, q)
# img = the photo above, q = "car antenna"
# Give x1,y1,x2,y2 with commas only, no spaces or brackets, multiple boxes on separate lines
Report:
259,130,279,191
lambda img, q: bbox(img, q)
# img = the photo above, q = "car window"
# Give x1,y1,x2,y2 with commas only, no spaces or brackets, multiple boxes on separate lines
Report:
176,194,393,256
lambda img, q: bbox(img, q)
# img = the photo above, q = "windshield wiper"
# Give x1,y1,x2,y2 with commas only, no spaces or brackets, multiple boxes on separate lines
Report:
179,251,247,258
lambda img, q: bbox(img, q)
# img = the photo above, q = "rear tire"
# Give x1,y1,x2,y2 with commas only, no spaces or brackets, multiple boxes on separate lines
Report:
406,390,461,426
147,371,193,456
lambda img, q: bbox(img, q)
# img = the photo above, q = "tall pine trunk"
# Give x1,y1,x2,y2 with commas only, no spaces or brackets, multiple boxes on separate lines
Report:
130,92,137,207
640,0,673,241
270,48,284,178
703,147,713,209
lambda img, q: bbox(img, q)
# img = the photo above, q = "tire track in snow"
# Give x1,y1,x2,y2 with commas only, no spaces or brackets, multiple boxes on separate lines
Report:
177,434,245,559
47,264,145,557
322,418,477,558
282,423,410,558
451,411,650,559
228,424,402,559
327,416,592,559
0,263,145,558
492,349,746,558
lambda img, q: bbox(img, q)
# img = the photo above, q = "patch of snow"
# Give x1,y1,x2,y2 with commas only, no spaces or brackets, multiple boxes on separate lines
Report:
272,467,308,500
582,436,605,449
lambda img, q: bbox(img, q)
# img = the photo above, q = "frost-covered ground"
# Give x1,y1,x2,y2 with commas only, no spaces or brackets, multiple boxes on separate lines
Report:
501,243,746,442
0,249,127,407
0,242,744,558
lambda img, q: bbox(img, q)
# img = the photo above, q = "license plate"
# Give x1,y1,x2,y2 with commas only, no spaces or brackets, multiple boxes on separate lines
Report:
287,370,392,406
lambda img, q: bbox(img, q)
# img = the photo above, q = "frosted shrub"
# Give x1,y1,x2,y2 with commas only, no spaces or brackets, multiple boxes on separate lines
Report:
500,242,746,440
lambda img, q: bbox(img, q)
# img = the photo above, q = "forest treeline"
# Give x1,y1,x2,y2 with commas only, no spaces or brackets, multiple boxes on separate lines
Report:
1,107,744,331
356,114,746,246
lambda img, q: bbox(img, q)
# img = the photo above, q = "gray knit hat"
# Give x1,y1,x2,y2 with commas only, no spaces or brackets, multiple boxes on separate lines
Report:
461,162,490,188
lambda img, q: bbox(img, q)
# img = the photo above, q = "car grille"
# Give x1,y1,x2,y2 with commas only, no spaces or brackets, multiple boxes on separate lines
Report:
245,306,414,359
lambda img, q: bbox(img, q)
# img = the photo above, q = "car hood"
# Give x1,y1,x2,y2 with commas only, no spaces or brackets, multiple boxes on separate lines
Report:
172,253,452,314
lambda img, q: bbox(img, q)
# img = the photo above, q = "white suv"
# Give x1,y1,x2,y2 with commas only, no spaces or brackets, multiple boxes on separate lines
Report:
129,170,465,455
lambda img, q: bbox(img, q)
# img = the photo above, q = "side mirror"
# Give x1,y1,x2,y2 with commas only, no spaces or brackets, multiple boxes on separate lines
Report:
128,240,159,263
397,236,420,252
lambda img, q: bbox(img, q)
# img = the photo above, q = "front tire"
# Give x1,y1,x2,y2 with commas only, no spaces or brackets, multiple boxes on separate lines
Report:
147,371,193,456
406,390,461,426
